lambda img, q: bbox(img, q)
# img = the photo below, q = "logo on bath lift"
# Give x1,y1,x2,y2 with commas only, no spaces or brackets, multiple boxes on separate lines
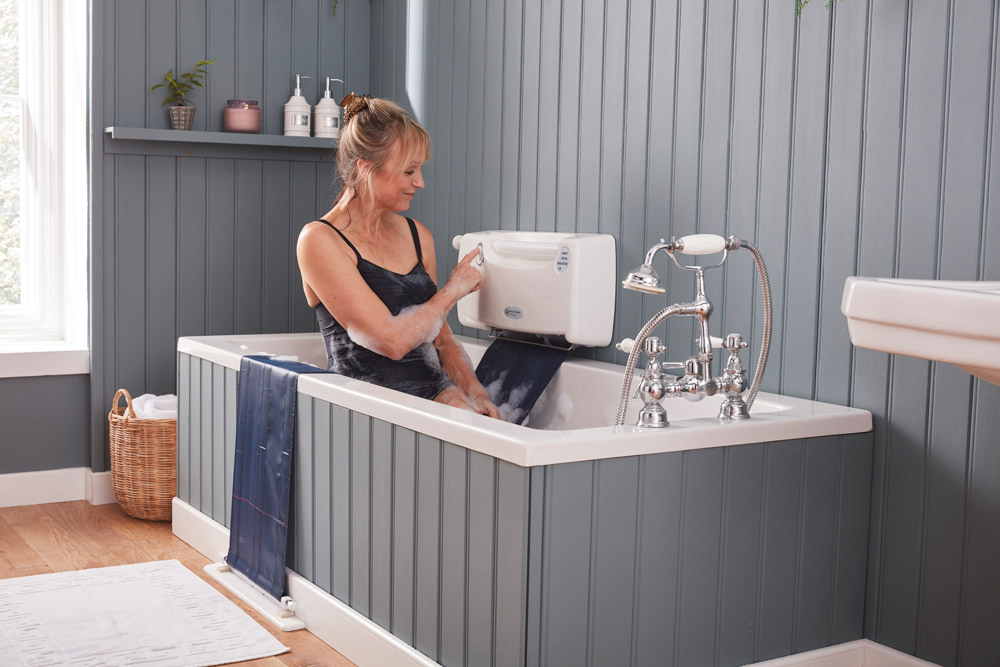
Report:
504,306,524,320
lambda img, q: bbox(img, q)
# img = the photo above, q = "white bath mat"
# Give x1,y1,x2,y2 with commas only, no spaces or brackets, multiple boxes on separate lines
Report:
0,559,289,667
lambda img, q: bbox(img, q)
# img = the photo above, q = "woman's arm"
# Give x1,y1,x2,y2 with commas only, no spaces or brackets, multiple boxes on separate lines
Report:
419,223,500,418
297,220,483,361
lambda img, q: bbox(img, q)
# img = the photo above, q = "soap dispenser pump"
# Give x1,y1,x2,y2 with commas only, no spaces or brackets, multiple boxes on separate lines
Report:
313,77,344,140
283,74,313,137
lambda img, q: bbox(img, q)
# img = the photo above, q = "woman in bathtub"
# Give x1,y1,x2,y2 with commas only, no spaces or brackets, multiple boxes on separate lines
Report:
297,94,500,418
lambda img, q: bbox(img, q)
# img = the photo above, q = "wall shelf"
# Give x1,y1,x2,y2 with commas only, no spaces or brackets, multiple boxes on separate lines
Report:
103,126,337,162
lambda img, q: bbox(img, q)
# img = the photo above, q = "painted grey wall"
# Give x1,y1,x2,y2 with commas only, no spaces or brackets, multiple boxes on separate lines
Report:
87,0,369,472
369,1,1000,665
0,375,90,473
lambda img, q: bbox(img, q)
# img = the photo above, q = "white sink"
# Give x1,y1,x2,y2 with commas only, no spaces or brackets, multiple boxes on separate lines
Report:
841,277,1000,385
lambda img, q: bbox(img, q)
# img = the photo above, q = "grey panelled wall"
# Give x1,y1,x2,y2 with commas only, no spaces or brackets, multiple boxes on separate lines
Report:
176,352,872,667
369,1,1000,665
88,0,369,472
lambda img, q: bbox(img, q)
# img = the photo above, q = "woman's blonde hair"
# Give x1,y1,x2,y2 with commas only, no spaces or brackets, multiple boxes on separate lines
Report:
334,96,430,211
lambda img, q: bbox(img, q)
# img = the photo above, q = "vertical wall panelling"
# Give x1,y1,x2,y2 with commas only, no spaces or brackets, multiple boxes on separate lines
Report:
349,410,371,616
176,158,209,337
263,161,293,332
206,1,237,132
589,458,641,666
495,458,529,667
332,404,352,601
500,0,523,234
676,449,725,667
554,0,581,236
440,443,468,666
262,0,291,136
756,440,803,661
177,0,209,130
618,0,654,364
206,159,237,335
115,154,147,397
370,419,393,631
466,451,496,667
959,381,1000,667
235,161,265,334
781,5,830,400
814,1,868,408
414,433,441,661
91,0,364,473
146,1,176,130
145,157,178,394
716,444,765,666
721,1,764,374
576,0,604,238
391,427,417,644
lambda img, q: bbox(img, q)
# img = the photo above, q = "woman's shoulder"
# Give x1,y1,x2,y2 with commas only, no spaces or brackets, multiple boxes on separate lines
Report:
297,217,356,265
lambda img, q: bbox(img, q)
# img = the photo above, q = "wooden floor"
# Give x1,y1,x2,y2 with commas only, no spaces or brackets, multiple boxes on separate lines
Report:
0,500,356,667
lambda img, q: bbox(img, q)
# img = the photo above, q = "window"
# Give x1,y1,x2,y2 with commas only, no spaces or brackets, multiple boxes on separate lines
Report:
0,0,88,377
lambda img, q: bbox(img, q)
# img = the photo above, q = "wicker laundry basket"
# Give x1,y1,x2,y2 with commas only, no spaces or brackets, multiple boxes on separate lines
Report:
108,388,176,521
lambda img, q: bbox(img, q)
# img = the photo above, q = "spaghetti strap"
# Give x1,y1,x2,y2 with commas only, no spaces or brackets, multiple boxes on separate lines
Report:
315,219,362,263
406,218,422,264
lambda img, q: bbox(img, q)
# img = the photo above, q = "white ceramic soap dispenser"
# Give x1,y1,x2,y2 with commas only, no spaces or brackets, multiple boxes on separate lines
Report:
283,74,312,137
313,77,344,140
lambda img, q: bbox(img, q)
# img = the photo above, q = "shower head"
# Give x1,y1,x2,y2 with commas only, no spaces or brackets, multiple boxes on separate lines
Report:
622,263,665,294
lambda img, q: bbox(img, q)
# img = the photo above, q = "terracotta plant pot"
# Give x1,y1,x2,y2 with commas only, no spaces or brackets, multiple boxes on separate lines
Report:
168,105,196,130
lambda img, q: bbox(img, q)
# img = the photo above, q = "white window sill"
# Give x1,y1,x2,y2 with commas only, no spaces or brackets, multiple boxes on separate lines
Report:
0,345,90,378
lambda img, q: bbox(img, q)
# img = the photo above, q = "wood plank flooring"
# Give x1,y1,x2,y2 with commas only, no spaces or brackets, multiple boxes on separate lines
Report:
0,501,356,667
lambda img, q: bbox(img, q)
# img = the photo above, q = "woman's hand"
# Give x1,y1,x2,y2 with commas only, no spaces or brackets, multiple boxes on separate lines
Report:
444,247,483,298
468,389,501,419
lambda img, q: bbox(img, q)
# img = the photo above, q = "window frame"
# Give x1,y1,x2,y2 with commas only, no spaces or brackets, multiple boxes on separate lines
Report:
0,0,89,378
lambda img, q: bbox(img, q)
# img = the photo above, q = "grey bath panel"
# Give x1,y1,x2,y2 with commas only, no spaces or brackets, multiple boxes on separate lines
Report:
525,435,872,667
177,358,870,667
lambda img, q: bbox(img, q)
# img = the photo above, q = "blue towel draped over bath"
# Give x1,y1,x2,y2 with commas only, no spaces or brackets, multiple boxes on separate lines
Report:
475,338,571,425
227,355,329,600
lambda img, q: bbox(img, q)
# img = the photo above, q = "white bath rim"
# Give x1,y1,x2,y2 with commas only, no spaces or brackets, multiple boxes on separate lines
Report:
177,333,872,468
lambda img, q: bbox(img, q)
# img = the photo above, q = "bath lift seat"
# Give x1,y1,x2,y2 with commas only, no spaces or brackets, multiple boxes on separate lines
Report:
204,559,305,632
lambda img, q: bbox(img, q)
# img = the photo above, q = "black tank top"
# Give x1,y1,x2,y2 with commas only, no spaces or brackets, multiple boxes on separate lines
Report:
312,218,453,401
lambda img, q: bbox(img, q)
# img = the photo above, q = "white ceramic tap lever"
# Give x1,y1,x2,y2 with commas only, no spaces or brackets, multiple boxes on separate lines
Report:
452,234,463,250
676,234,727,255
617,337,635,354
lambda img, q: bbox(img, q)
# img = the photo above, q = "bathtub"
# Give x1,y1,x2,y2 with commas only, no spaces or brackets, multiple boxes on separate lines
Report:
174,332,873,667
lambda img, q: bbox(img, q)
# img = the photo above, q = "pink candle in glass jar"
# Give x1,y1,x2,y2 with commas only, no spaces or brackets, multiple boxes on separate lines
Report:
223,99,261,134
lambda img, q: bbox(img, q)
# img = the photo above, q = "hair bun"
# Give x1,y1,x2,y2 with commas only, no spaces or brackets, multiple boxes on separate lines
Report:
340,93,372,125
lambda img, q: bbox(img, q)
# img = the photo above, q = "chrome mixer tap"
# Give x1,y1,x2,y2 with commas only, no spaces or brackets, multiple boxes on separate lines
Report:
614,234,772,427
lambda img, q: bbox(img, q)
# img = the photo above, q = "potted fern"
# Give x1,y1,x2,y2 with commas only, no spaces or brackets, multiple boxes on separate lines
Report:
150,60,214,130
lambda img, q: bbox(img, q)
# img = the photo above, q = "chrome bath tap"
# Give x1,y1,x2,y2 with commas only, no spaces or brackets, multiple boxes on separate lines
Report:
614,234,773,427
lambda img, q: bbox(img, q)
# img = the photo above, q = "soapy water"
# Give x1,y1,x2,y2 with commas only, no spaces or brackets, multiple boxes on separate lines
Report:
475,339,570,426
345,304,444,358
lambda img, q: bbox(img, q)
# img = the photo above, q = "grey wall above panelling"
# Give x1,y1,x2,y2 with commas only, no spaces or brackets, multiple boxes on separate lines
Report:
89,0,369,472
369,1,1000,665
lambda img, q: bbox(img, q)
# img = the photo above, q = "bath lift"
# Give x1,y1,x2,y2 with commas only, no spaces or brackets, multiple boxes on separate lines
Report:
616,233,773,428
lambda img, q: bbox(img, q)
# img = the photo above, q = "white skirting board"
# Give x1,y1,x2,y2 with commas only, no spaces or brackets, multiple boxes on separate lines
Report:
746,640,942,667
173,498,940,667
172,497,439,667
0,467,115,508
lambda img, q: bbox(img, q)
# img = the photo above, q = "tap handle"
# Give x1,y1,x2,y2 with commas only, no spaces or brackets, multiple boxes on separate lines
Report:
676,234,727,256
642,336,665,355
616,337,635,354
722,333,748,350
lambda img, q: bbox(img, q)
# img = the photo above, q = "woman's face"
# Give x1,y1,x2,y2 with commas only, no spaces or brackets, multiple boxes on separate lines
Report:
369,140,426,213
